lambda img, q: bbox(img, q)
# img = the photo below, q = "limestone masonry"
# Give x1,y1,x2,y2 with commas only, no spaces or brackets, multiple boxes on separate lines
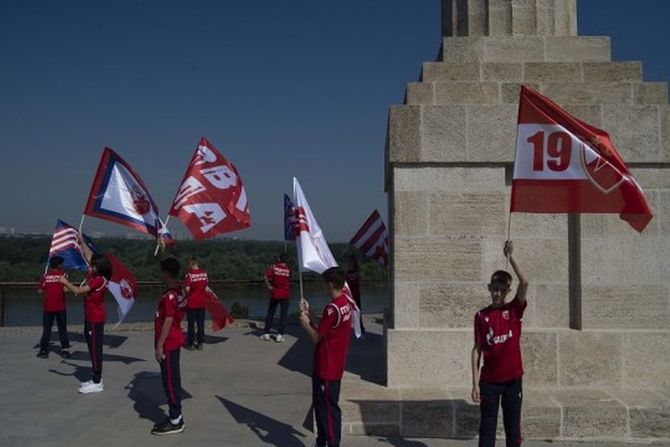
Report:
344,0,670,441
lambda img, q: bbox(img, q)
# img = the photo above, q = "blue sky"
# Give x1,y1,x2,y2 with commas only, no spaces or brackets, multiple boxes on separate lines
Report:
0,1,668,241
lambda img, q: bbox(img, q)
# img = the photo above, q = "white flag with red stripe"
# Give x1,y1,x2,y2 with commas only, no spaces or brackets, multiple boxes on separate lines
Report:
350,210,389,266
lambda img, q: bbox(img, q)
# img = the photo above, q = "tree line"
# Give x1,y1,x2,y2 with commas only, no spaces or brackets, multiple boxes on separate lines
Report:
0,236,388,283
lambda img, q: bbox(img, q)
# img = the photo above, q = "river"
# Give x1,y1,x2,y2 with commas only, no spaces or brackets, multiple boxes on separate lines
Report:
1,282,389,326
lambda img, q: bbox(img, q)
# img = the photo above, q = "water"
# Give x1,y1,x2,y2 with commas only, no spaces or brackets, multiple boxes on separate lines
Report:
1,283,389,326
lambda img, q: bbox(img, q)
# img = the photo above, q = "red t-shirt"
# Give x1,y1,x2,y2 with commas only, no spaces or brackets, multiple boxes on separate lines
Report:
84,272,108,323
474,296,527,383
155,287,187,351
313,293,353,381
184,268,208,309
345,269,361,301
265,263,291,300
40,269,68,312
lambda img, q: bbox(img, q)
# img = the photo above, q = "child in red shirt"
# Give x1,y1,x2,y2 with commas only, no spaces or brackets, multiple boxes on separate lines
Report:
471,241,529,447
299,267,354,447
345,255,365,334
61,237,113,395
260,252,292,343
151,257,187,436
184,256,209,351
37,256,71,359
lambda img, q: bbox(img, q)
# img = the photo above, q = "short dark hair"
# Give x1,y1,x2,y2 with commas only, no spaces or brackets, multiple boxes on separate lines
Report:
279,252,288,263
188,256,198,263
91,254,113,280
161,257,181,279
490,270,512,287
322,267,345,289
49,256,64,269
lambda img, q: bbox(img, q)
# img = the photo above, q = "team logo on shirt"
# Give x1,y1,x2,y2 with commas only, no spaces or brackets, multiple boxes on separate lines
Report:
486,327,514,346
502,310,510,320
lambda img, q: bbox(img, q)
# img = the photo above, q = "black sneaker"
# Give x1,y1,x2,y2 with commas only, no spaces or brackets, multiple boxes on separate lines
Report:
151,418,185,435
61,349,72,359
185,344,195,351
37,350,49,359
196,343,204,351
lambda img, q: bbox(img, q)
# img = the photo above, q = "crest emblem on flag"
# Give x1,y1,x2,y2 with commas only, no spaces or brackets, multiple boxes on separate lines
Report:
511,86,653,232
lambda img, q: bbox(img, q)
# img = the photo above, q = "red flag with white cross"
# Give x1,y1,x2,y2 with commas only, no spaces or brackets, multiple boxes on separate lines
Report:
510,86,653,233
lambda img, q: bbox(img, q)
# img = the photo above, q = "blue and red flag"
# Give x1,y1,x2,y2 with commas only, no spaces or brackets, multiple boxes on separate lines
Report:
284,193,297,241
47,219,100,271
84,147,162,236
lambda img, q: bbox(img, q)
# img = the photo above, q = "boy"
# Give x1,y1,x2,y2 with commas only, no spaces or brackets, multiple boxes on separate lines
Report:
471,241,529,447
37,256,71,358
260,252,291,343
152,257,187,435
345,254,365,334
184,256,208,351
299,267,354,447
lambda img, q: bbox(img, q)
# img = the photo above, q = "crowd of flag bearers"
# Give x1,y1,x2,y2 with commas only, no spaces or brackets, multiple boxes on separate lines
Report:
33,84,657,445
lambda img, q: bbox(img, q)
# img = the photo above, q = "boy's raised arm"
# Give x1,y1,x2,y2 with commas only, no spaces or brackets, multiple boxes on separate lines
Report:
504,240,529,305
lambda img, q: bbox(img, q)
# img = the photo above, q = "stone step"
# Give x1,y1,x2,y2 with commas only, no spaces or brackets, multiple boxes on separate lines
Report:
421,61,643,83
340,380,670,441
441,36,611,63
405,80,667,106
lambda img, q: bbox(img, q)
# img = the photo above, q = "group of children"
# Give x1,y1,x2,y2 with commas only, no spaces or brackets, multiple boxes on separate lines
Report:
37,234,528,446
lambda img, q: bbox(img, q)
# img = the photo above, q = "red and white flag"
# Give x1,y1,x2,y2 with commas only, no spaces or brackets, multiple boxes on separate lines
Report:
511,86,653,232
169,137,251,240
106,254,137,328
84,148,162,236
293,178,362,338
350,210,389,266
204,289,235,331
292,177,337,274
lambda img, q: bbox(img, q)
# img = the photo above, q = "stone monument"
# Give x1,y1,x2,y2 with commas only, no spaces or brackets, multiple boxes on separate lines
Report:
344,0,670,441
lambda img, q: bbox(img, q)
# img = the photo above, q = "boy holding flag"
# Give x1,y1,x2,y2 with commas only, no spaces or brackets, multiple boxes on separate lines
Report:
471,241,529,447
299,267,353,447
37,256,71,359
60,235,112,394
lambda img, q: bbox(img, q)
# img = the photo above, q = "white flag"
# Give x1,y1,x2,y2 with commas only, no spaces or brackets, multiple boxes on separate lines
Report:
292,177,362,338
292,177,337,274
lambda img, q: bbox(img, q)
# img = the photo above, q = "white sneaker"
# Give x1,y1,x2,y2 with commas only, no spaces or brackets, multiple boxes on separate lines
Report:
79,381,104,394
274,334,285,343
79,380,94,388
259,333,272,341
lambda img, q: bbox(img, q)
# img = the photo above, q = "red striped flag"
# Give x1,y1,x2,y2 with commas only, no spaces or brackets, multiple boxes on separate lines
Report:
350,210,389,266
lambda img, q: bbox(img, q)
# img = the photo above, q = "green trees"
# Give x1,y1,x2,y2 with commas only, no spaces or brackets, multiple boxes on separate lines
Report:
0,237,388,283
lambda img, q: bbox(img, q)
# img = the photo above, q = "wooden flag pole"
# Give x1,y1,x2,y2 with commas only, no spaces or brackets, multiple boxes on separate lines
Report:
506,212,513,269
78,215,86,233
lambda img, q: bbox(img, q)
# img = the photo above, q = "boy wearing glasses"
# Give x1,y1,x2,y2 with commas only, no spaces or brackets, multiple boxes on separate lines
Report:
471,241,529,447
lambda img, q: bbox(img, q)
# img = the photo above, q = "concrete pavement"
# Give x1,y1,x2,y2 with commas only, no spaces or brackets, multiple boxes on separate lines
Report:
0,320,665,447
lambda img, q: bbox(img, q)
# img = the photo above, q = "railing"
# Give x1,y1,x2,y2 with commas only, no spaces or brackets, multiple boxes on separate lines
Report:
0,280,268,327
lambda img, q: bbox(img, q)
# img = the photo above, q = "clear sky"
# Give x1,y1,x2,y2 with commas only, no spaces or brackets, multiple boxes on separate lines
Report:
1,0,668,241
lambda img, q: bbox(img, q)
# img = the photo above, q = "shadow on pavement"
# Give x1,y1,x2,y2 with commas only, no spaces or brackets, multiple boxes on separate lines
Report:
217,396,307,447
377,438,432,447
203,334,229,345
38,332,128,349
126,371,193,425
48,360,92,382
277,324,385,385
67,350,145,364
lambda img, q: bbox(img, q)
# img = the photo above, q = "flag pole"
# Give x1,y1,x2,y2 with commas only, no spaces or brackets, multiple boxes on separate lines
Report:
78,215,86,233
506,212,512,269
153,215,171,257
